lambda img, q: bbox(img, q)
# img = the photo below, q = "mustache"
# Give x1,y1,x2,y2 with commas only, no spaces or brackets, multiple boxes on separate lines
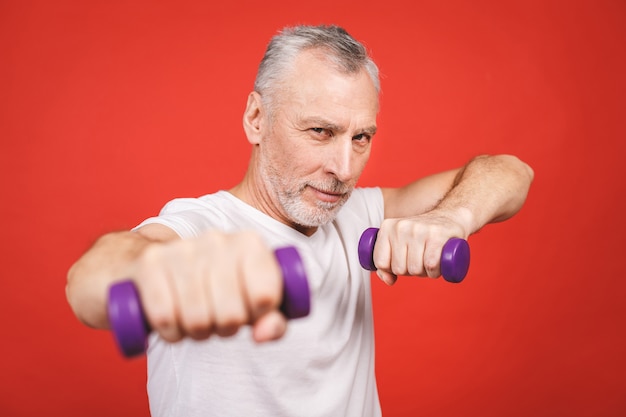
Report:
304,178,352,195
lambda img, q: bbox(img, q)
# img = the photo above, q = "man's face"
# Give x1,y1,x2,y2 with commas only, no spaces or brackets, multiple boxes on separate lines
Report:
258,49,379,230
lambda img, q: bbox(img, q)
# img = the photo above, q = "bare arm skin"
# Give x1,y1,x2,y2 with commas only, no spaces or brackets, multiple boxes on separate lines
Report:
66,224,286,343
66,224,177,329
376,154,534,284
66,154,532,340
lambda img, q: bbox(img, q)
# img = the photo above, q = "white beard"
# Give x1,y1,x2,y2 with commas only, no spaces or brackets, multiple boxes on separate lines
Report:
259,151,353,227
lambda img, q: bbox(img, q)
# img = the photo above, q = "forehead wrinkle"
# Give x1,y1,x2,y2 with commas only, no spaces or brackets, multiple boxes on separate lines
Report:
300,115,343,132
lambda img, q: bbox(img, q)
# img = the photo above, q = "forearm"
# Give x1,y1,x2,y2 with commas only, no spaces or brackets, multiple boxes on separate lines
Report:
66,231,153,329
436,154,534,236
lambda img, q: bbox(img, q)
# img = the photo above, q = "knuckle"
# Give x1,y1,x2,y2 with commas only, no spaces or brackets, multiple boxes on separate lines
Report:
215,305,248,332
396,219,425,239
249,289,278,315
229,230,264,251
202,229,226,244
423,251,441,278
137,243,162,269
394,219,415,236
372,249,390,270
423,258,438,272
424,266,439,278
390,261,407,276
180,310,212,339
240,230,265,246
150,312,182,342
149,305,173,328
407,262,422,276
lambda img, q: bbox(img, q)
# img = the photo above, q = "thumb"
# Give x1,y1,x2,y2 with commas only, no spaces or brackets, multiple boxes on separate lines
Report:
376,270,398,286
252,310,287,343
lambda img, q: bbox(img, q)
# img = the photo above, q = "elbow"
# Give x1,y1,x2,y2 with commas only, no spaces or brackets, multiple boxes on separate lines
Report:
487,153,534,186
511,154,534,187
496,154,535,215
477,154,535,221
507,154,534,185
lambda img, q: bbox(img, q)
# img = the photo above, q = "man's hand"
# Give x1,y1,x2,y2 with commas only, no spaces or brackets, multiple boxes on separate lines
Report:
128,230,286,343
372,210,468,285
67,227,288,344
377,154,534,286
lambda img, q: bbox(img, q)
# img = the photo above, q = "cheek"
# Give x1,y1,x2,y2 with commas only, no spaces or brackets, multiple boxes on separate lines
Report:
352,151,371,177
289,157,320,179
281,144,323,176
264,129,329,177
265,146,312,183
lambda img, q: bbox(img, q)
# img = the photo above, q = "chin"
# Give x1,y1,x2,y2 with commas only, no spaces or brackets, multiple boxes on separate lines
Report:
280,187,352,228
291,202,346,228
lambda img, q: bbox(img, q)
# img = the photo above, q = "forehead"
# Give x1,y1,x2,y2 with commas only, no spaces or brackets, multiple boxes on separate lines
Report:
277,49,379,125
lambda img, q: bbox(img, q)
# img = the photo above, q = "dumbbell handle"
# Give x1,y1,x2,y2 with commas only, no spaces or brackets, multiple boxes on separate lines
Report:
358,227,470,283
107,246,310,358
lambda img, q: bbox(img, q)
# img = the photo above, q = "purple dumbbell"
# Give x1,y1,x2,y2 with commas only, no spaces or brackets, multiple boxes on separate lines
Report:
107,246,310,358
358,227,470,283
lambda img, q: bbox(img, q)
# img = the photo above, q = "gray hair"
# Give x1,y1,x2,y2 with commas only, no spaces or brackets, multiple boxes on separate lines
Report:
254,25,380,115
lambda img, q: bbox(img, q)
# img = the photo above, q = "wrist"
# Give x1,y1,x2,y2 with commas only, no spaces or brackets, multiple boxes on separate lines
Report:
454,206,477,237
433,205,477,238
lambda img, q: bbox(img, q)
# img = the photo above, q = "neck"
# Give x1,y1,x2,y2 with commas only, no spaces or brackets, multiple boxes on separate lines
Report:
229,154,318,237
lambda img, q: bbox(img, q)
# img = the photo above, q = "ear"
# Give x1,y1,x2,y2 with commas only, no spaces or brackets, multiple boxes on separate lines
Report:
243,91,265,145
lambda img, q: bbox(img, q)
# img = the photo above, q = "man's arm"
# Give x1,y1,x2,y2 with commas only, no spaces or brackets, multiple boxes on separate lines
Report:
66,224,287,343
376,154,534,284
65,224,178,329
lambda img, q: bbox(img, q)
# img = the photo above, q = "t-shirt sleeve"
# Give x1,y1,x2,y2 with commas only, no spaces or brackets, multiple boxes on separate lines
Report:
133,197,226,239
345,187,385,228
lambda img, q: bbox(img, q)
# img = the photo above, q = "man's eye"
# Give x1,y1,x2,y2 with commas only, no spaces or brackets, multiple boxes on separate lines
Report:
353,133,371,143
310,128,331,137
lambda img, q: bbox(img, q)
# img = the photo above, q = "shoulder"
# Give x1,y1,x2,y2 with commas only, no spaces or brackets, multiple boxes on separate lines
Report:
346,187,383,207
157,191,233,215
135,191,233,238
336,187,384,226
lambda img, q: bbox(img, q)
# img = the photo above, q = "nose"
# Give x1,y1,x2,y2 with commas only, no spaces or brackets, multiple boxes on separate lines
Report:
324,136,354,183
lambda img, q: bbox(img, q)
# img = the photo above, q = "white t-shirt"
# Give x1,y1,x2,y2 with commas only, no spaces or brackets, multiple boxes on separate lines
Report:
136,188,384,417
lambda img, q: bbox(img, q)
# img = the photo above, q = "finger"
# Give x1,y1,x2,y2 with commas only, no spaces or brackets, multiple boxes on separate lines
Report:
208,239,249,337
376,270,398,286
251,309,287,342
423,240,443,278
172,241,214,340
406,239,427,277
390,238,409,276
380,219,414,276
135,245,183,343
373,241,400,282
372,227,392,273
239,232,283,321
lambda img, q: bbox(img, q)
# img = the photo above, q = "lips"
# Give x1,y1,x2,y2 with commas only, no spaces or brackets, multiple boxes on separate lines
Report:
309,186,345,203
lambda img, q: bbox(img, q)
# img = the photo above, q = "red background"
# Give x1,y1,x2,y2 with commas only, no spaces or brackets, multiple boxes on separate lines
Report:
1,1,625,416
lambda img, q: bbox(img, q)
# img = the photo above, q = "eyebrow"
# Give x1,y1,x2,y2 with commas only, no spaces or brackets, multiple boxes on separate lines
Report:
301,116,377,136
359,126,378,136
